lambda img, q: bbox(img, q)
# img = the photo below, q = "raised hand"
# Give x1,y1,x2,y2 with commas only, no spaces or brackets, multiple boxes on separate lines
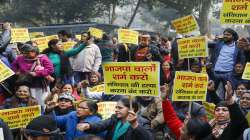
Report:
127,110,138,128
207,80,215,91
225,81,234,105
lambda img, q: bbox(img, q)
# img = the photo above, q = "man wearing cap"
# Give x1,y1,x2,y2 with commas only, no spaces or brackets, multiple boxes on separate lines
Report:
209,28,245,98
131,34,162,62
24,115,62,140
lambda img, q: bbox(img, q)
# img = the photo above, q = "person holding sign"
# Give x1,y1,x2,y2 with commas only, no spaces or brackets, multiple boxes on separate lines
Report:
76,98,153,140
131,34,162,62
209,28,245,98
42,39,86,84
0,84,38,109
80,71,104,100
162,81,248,140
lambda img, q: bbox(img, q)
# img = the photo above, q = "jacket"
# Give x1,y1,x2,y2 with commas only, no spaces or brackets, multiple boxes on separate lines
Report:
204,103,248,140
141,98,165,129
71,43,102,72
130,44,162,62
0,119,14,140
0,29,11,53
209,41,245,70
162,99,183,139
44,44,85,78
11,54,54,77
87,115,153,140
54,111,104,140
0,96,38,109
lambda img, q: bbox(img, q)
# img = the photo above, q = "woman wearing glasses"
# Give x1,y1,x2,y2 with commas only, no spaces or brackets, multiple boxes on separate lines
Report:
48,100,104,140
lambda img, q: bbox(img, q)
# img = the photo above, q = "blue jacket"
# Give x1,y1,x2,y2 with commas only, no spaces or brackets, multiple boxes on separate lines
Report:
209,41,245,70
54,111,104,140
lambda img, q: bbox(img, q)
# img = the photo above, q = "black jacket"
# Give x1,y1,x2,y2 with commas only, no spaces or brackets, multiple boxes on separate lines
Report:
205,103,248,140
87,115,154,140
0,119,14,140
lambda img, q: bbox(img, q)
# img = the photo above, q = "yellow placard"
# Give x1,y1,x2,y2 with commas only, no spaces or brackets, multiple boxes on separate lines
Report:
88,27,104,39
220,0,250,25
242,62,250,80
31,37,49,52
63,41,77,51
202,102,215,120
0,105,41,129
246,112,250,126
172,71,208,101
11,28,30,43
46,35,59,41
97,102,117,120
29,32,44,39
88,84,105,94
75,34,81,40
103,62,160,96
171,15,199,34
118,29,139,45
0,60,15,82
177,36,208,59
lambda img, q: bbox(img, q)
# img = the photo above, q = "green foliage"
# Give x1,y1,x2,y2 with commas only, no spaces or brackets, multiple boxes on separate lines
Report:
0,0,110,26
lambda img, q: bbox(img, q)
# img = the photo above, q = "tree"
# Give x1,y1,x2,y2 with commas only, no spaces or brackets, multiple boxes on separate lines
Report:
0,0,110,26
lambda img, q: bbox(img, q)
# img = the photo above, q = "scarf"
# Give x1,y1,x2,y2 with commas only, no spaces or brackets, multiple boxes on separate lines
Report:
112,121,130,140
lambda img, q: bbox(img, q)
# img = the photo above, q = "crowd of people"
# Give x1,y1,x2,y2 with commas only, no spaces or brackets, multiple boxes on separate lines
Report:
0,21,250,140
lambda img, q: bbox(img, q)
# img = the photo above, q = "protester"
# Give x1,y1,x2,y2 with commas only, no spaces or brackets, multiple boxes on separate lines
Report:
0,84,38,109
23,115,62,140
137,96,165,140
162,81,248,140
240,91,250,116
71,32,102,83
43,39,86,84
81,71,104,100
45,92,75,116
11,43,54,107
209,28,245,98
76,98,153,140
48,100,104,140
131,34,162,62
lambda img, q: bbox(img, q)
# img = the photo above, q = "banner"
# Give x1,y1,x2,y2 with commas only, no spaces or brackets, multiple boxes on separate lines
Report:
29,32,44,39
220,0,250,25
242,62,250,80
171,15,199,34
0,106,41,129
88,84,105,94
88,27,104,39
177,36,208,59
202,102,215,120
46,35,59,41
118,29,139,45
172,71,208,101
11,28,30,43
97,102,117,120
103,62,160,96
75,34,81,40
0,60,15,82
63,41,77,51
31,37,48,52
